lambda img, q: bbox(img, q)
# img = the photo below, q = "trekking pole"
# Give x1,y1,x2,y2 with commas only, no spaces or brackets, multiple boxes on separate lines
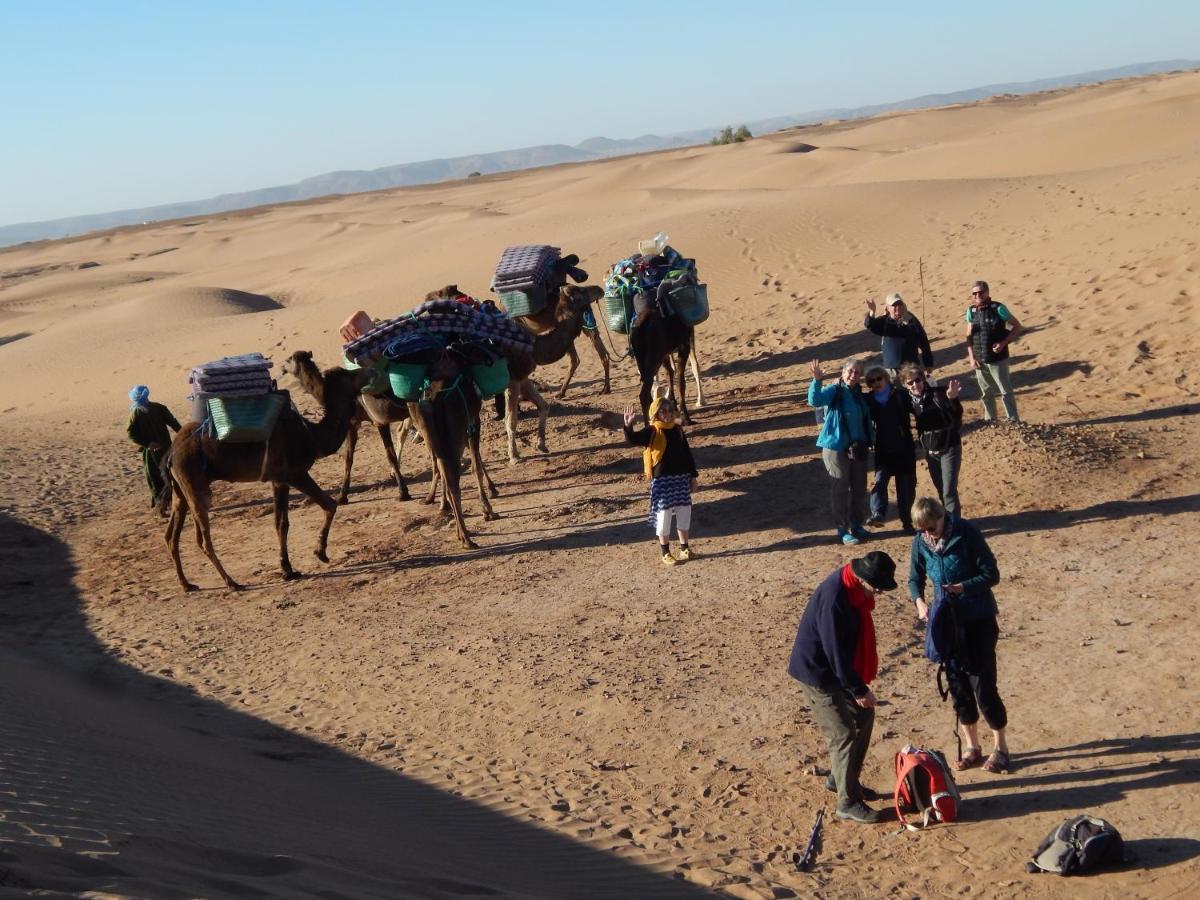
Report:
794,808,824,871
919,256,926,323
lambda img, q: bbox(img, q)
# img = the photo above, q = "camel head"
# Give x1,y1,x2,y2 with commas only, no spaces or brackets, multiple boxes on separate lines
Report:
557,284,604,319
280,349,316,381
424,284,465,301
324,365,373,402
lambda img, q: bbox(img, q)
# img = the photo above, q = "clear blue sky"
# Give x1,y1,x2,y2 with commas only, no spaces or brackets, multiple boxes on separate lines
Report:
1,0,1197,225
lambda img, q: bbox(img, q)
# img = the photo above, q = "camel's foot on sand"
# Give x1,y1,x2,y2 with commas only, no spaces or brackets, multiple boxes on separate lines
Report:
484,510,501,521
463,539,480,550
536,442,549,454
180,581,199,593
314,548,330,564
398,488,412,501
283,569,303,581
337,494,350,506
488,486,500,499
555,388,569,400
601,385,611,395
224,581,244,593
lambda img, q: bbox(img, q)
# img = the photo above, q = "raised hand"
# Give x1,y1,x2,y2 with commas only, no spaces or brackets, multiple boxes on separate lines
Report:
946,378,962,399
810,359,823,380
865,298,877,315
622,403,637,427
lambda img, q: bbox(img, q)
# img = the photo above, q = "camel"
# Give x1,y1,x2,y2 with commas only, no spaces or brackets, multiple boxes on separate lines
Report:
425,283,603,463
281,350,412,504
631,281,697,426
404,349,499,549
501,254,610,400
284,347,497,537
163,365,371,592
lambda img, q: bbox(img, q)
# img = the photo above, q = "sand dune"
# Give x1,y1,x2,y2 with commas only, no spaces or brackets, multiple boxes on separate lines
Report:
1,70,1199,897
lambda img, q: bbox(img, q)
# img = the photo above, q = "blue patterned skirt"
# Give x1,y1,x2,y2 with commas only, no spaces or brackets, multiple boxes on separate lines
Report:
648,473,692,526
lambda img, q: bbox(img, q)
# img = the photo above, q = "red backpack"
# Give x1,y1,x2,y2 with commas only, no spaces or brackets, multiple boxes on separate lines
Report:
894,744,961,828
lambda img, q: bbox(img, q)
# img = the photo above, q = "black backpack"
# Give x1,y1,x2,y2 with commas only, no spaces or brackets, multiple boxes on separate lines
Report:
1026,815,1125,875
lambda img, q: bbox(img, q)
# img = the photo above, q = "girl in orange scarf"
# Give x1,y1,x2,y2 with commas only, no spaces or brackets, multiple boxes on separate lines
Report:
623,398,699,565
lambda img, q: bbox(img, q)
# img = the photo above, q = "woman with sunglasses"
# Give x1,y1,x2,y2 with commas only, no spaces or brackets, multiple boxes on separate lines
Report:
898,362,964,522
909,496,1011,774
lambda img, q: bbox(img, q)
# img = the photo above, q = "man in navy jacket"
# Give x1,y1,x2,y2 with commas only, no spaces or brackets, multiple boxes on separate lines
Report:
788,551,897,823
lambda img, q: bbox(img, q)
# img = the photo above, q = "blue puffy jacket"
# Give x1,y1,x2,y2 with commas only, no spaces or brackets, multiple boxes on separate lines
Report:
808,379,873,452
908,518,1000,621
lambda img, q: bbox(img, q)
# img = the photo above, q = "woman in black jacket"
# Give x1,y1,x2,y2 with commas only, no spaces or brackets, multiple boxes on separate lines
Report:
898,363,965,520
863,367,917,532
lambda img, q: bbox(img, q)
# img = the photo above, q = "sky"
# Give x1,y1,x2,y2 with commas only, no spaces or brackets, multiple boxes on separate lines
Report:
1,0,1198,226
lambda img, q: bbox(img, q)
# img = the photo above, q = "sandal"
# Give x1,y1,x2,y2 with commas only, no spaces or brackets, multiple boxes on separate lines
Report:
952,747,984,770
982,749,1011,774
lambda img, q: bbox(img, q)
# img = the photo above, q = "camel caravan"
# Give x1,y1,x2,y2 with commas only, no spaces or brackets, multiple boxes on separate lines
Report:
159,238,709,591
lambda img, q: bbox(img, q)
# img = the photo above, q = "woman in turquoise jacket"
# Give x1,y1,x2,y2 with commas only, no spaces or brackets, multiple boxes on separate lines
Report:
908,495,1011,774
808,358,874,545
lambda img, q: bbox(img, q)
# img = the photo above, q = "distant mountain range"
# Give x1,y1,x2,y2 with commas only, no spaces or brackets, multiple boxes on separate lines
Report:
3,59,1196,248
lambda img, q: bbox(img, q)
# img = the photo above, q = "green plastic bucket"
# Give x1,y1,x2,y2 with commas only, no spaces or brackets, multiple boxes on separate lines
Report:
604,292,632,334
670,283,710,326
470,357,510,398
207,393,286,443
499,285,547,318
387,362,429,401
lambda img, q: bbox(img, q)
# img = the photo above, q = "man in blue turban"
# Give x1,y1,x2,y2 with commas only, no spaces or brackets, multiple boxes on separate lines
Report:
126,385,181,510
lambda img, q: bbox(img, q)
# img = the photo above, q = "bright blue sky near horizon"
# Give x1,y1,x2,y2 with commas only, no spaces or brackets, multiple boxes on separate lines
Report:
1,0,1197,225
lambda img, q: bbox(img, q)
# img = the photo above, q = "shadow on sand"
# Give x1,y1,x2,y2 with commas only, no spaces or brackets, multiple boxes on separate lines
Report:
0,512,711,897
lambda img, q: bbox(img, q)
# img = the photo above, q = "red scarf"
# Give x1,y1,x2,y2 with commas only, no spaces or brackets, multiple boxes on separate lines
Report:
841,564,878,685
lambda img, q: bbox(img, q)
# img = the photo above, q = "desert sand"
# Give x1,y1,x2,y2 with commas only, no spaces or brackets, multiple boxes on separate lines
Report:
1,70,1198,898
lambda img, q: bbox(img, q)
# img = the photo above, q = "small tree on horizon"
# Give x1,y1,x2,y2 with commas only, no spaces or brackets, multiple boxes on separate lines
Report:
711,125,752,145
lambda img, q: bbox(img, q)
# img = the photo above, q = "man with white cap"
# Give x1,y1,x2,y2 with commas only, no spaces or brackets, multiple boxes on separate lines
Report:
864,293,934,384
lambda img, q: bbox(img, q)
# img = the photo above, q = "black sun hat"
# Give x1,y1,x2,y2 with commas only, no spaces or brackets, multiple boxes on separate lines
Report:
851,551,898,592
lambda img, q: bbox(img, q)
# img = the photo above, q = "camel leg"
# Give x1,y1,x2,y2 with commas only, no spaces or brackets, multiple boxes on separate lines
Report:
678,340,694,426
378,423,411,501
189,489,243,592
639,375,655,426
689,339,705,409
164,485,198,593
589,328,611,394
504,381,522,464
523,380,550,454
272,481,300,580
437,453,478,550
338,420,360,505
467,425,499,520
286,470,339,565
556,344,581,399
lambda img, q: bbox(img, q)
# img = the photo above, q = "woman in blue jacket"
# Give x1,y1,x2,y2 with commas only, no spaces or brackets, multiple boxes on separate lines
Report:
808,357,874,545
909,496,1011,773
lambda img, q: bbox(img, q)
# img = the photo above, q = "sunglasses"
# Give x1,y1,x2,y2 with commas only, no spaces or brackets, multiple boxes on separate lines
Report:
906,377,925,386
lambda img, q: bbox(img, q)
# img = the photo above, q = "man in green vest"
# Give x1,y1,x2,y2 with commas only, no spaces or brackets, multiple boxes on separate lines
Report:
965,281,1024,423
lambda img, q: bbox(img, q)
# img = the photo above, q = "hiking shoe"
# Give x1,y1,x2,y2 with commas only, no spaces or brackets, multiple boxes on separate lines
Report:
661,550,678,566
865,516,885,528
850,524,871,541
835,801,881,824
679,546,699,562
839,529,860,546
825,776,881,801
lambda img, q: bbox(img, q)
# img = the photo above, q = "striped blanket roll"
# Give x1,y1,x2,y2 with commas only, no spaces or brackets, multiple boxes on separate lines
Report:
343,298,534,364
492,244,561,293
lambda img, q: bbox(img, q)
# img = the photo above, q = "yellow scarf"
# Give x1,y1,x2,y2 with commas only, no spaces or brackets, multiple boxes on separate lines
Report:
643,397,677,479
